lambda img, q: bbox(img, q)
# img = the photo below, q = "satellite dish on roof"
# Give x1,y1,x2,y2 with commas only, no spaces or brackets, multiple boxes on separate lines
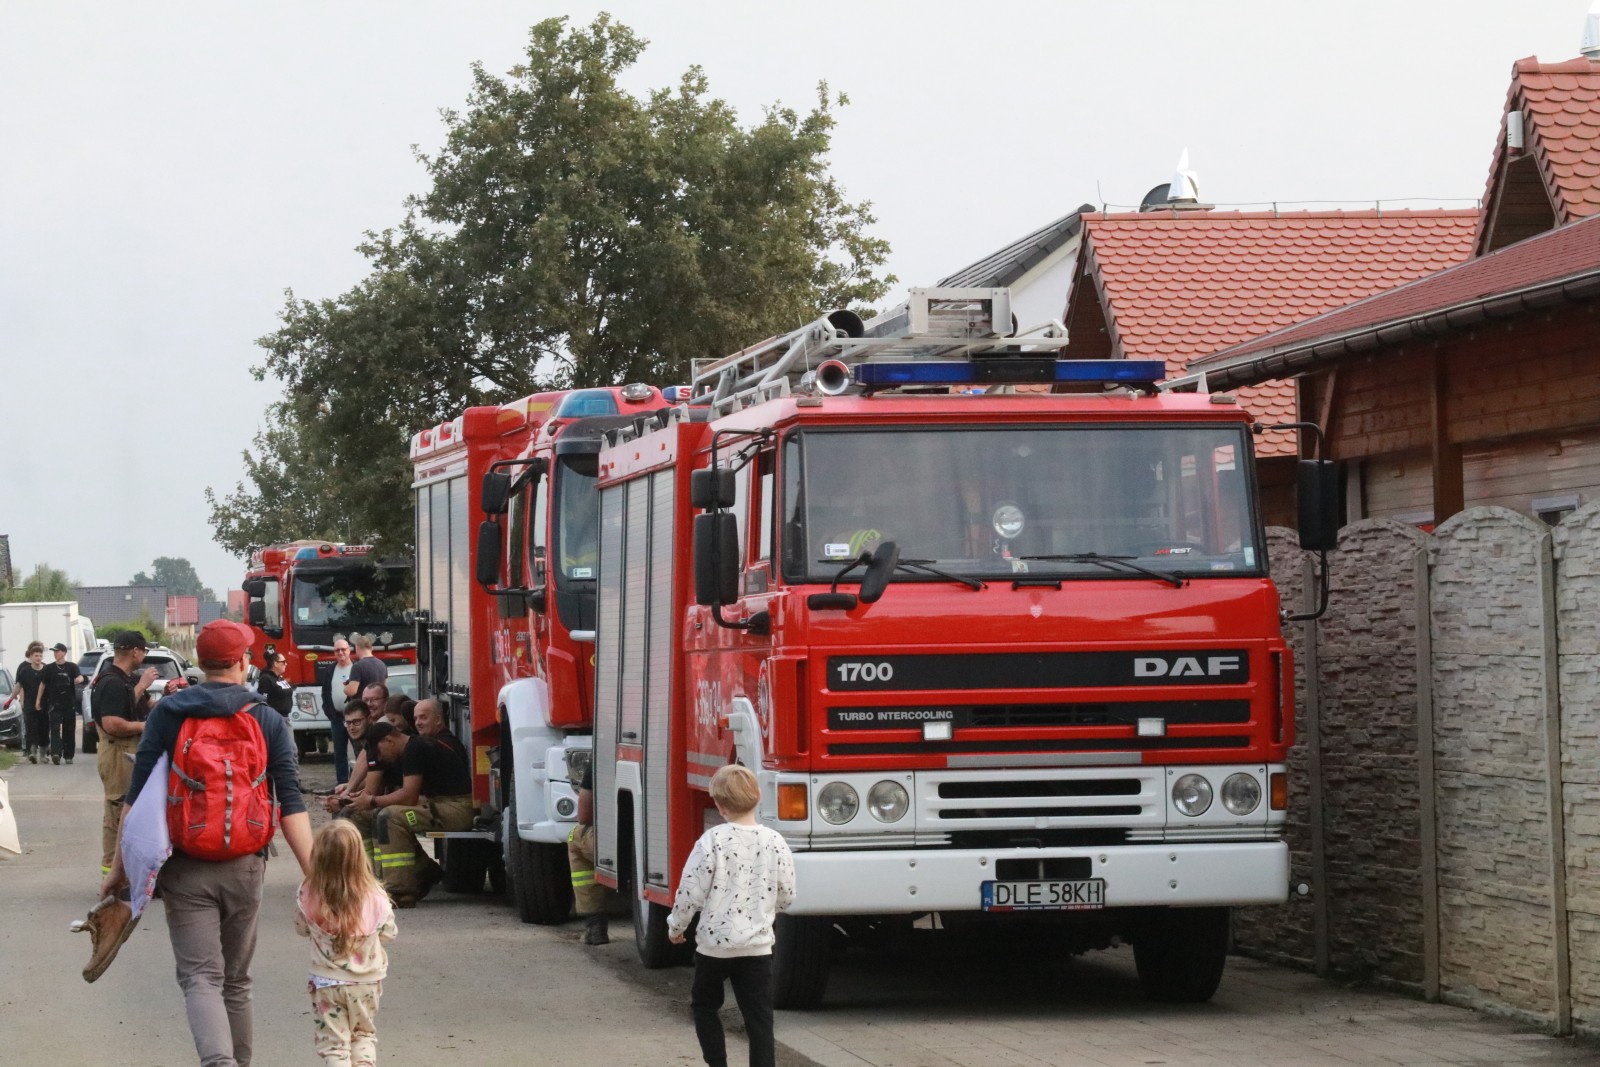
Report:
1139,184,1172,212
1584,1,1600,57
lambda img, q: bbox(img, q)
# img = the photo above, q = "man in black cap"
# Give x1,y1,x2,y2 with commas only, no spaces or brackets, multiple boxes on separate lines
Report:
39,642,84,764
91,632,157,878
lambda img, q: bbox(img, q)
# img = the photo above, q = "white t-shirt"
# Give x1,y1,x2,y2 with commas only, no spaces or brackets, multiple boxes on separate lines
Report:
329,663,353,712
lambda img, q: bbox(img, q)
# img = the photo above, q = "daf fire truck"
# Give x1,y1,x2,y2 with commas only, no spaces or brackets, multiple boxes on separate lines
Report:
241,541,415,752
585,288,1334,1007
410,383,672,916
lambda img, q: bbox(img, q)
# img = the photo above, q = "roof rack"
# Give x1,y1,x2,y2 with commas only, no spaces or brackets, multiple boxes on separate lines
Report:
690,287,1072,414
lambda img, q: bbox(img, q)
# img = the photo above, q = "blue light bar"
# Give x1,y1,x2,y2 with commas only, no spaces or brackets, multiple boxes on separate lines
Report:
851,359,1167,387
661,385,693,403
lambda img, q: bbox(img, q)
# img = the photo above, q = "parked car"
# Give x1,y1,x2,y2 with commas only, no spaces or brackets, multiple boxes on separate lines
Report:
387,663,418,701
80,645,201,755
0,666,18,749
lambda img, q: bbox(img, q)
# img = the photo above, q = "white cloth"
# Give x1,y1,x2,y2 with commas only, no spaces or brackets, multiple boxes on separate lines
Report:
667,821,795,958
0,775,19,855
121,753,172,918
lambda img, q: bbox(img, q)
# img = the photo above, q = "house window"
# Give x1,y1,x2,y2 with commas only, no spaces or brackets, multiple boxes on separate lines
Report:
1532,493,1580,527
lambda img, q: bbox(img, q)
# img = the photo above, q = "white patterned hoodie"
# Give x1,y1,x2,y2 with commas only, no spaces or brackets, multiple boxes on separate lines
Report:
667,821,796,958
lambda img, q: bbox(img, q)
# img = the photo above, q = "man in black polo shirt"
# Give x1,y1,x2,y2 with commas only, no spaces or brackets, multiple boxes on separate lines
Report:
350,699,473,905
40,642,84,764
91,632,157,877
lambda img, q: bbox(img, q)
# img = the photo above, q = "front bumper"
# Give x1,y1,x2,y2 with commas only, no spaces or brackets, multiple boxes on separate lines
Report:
786,839,1289,915
0,714,20,746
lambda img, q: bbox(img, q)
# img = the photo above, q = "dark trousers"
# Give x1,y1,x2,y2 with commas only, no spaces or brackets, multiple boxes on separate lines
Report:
47,702,75,759
326,708,350,784
23,705,47,752
690,952,774,1067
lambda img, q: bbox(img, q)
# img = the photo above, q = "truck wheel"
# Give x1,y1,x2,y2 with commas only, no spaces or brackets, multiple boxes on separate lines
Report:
488,857,507,896
502,797,572,925
295,732,314,758
441,839,490,894
1132,906,1230,1003
81,722,97,755
632,881,682,969
772,915,832,1009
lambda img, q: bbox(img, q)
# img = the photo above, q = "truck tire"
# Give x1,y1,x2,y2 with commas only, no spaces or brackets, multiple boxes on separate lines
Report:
626,832,691,969
772,915,832,1009
502,797,573,925
81,722,97,755
440,839,490,894
1132,906,1230,1003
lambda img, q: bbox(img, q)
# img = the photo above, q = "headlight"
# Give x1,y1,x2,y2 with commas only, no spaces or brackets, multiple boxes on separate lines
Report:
554,796,577,818
0,702,19,721
816,782,859,825
867,780,909,823
565,748,592,788
1221,773,1262,816
1172,774,1213,817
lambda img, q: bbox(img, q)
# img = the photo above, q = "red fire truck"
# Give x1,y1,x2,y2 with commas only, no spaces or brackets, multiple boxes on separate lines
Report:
241,541,416,754
409,383,672,916
589,288,1335,1007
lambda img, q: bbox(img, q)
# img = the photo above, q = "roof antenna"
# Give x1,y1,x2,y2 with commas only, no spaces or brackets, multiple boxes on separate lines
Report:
1584,1,1600,58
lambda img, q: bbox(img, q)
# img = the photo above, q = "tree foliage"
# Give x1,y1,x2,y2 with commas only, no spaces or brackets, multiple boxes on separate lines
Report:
0,562,76,604
209,14,892,560
131,557,215,601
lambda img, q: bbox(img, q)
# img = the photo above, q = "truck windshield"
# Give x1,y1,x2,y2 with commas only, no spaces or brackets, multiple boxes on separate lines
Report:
782,424,1261,583
291,563,412,641
553,454,599,588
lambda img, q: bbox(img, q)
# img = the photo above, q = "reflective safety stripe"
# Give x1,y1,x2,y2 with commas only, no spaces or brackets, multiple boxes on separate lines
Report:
570,872,596,887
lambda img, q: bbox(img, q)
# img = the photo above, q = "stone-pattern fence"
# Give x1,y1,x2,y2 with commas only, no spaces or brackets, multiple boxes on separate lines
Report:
1232,506,1600,1037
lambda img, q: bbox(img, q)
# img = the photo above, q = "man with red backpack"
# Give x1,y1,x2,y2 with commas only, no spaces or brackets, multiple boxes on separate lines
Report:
102,619,313,1067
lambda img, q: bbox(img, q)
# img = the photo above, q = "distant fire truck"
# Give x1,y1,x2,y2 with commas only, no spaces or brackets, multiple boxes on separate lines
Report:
241,541,415,753
588,288,1336,1007
409,384,673,913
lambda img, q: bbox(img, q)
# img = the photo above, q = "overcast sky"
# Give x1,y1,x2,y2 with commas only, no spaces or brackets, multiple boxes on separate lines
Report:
1,0,1593,605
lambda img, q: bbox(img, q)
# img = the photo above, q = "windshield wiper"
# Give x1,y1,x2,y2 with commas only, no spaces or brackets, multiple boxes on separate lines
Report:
1018,553,1186,588
897,558,986,591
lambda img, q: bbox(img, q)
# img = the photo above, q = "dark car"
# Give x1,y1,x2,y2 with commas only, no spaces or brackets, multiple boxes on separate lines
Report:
0,666,19,748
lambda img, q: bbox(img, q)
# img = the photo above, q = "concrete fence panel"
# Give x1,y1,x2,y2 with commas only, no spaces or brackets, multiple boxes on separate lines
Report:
1553,502,1600,1032
1430,507,1559,1019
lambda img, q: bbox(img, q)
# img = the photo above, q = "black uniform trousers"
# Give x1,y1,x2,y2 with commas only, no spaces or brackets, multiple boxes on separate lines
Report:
690,952,774,1067
47,699,76,759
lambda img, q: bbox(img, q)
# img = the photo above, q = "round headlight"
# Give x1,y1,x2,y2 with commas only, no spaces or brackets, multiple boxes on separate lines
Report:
1221,773,1262,816
866,780,909,823
555,795,577,818
992,504,1026,540
817,782,859,825
1172,774,1213,817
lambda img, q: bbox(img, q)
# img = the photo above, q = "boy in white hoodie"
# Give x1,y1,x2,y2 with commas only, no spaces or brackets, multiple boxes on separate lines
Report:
668,764,797,1067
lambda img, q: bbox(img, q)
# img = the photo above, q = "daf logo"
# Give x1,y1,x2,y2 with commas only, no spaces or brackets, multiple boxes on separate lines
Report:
1134,655,1242,678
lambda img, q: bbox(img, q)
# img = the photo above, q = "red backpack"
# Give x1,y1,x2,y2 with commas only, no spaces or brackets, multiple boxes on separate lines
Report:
167,707,277,861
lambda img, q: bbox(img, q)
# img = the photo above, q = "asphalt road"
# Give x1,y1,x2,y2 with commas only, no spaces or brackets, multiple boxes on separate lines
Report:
3,746,1595,1067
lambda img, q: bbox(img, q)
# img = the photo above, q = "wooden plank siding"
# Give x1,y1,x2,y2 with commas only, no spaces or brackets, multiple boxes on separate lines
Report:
1303,299,1600,526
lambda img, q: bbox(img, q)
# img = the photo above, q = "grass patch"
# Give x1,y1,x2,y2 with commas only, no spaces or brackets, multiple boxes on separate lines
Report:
0,750,18,771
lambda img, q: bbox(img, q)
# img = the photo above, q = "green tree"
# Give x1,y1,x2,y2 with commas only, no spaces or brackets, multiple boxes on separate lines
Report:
99,607,167,648
208,14,892,560
131,557,215,601
0,562,76,604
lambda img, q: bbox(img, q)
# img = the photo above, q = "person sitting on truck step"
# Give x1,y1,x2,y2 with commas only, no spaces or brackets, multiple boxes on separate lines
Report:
349,708,474,907
361,682,389,722
326,699,377,814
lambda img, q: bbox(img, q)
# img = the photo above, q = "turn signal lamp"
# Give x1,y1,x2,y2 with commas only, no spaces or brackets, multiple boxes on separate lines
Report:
777,783,808,822
1269,772,1288,811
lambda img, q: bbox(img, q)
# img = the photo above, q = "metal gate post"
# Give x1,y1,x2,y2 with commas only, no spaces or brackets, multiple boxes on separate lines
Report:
1538,531,1572,1036
1303,553,1329,977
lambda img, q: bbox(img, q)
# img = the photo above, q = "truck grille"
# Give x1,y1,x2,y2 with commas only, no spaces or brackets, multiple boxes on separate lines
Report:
917,767,1164,836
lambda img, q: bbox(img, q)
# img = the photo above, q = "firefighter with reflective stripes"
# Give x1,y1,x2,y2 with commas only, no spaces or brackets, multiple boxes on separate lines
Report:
349,700,473,907
568,759,608,944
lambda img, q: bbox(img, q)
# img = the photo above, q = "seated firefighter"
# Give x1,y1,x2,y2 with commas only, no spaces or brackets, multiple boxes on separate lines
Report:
348,699,474,906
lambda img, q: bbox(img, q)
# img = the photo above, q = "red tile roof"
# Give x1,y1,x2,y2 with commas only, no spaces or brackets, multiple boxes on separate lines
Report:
1192,211,1600,379
1482,57,1600,240
166,595,199,627
1072,209,1481,454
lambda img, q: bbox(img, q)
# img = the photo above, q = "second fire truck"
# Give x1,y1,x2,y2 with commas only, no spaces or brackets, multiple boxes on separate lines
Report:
583,288,1334,1007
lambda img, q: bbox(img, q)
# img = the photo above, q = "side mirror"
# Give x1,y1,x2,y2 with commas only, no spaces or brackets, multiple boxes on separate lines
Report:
858,542,900,604
184,668,205,686
247,602,266,626
690,468,737,510
693,512,740,605
481,472,513,516
1297,460,1340,552
476,520,505,587
527,586,547,615
241,578,266,598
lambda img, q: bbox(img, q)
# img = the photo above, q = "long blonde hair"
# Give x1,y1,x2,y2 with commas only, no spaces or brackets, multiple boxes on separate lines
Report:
306,820,381,955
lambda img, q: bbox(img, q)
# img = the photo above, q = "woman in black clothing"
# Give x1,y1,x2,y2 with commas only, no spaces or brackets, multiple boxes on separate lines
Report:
257,652,294,717
10,642,48,762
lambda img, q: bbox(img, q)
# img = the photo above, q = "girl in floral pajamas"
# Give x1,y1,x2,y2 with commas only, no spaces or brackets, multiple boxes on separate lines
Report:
296,820,399,1066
